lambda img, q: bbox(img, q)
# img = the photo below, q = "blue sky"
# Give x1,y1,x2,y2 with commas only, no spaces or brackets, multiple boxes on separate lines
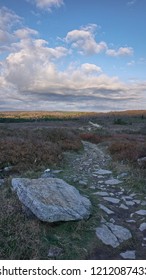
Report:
0,0,146,112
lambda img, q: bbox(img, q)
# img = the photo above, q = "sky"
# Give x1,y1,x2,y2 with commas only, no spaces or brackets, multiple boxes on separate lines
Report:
0,0,146,112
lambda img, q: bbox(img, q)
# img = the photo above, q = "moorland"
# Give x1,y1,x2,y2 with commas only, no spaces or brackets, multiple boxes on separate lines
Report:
0,110,146,259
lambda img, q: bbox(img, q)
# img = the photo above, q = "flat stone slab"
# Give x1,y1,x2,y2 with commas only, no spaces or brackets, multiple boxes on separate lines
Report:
120,250,136,259
96,224,120,248
105,179,122,185
125,201,135,206
98,204,114,215
106,223,132,243
96,222,132,248
139,223,146,231
94,191,109,196
11,177,91,222
135,210,146,216
119,204,129,210
103,197,120,204
95,169,112,175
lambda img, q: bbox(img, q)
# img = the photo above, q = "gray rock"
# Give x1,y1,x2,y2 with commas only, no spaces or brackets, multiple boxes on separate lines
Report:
106,223,132,242
139,223,146,231
98,204,114,215
105,178,122,185
95,169,112,175
48,246,63,257
122,195,133,200
52,170,63,174
96,224,120,248
0,179,4,187
4,166,12,172
96,222,132,248
119,204,129,210
11,178,91,222
44,168,51,172
125,201,135,206
120,250,136,259
79,180,87,186
141,201,146,206
134,200,141,204
126,219,136,223
103,197,120,204
137,157,146,167
94,191,109,196
117,173,128,179
135,210,146,216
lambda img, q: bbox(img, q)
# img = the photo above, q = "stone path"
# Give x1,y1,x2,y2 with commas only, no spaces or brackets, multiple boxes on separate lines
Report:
62,141,146,259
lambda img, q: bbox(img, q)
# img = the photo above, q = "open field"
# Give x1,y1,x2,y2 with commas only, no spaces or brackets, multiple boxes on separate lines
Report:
0,110,146,259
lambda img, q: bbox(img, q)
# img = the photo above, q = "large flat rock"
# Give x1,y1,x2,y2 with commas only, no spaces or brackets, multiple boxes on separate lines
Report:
11,177,91,222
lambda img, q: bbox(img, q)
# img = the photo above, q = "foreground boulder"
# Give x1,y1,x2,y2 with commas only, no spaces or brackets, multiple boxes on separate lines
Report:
11,178,91,222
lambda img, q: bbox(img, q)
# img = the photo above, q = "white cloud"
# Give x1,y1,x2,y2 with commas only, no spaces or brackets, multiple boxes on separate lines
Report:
127,0,137,6
0,7,22,51
0,6,21,30
14,28,39,39
65,25,134,57
65,25,107,55
80,63,102,74
32,0,64,11
106,47,134,57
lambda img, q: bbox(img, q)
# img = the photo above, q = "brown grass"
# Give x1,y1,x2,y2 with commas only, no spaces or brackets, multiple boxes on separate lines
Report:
80,133,104,144
108,138,146,165
0,127,82,173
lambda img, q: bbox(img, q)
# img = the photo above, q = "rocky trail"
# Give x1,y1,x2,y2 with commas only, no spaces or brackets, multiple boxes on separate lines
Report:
60,141,146,259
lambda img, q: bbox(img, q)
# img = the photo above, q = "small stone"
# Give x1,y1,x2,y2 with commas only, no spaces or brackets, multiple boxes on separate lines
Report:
52,170,63,174
137,157,146,167
4,166,12,172
120,250,136,259
141,201,146,206
79,180,87,186
122,196,133,200
48,246,63,257
135,210,146,216
110,218,115,223
117,173,128,179
139,223,146,232
95,169,112,175
120,204,129,210
130,193,136,197
99,204,114,215
117,191,124,195
103,197,120,204
0,179,4,187
44,168,51,172
125,201,135,206
105,179,122,185
126,219,136,223
94,191,109,196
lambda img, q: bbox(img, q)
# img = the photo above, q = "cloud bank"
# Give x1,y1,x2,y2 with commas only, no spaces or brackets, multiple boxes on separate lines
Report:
0,6,145,112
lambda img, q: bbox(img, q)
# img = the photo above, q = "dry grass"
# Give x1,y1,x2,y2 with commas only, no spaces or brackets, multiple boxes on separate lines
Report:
108,136,146,166
0,127,82,173
80,133,105,144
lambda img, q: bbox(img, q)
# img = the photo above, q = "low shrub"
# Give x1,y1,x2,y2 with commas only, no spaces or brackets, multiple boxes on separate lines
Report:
109,140,146,165
0,127,82,173
80,133,103,144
